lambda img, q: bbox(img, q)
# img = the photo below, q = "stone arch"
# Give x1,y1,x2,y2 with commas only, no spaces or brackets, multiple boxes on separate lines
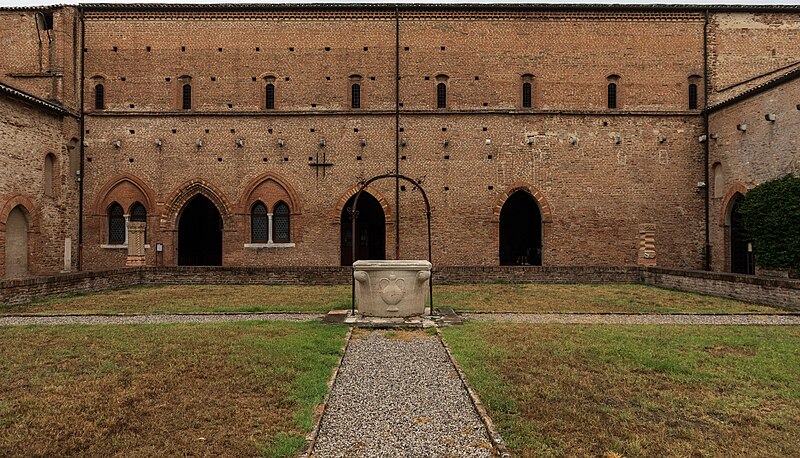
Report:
718,183,749,227
163,179,233,230
492,182,553,223
3,205,31,278
332,184,393,224
0,195,39,233
238,172,302,215
93,174,156,217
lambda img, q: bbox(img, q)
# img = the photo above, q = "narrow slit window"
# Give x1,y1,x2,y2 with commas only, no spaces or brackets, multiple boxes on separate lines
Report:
94,84,104,110
351,83,361,109
130,202,147,242
182,84,192,110
251,202,268,243
607,83,617,109
265,83,275,110
688,83,698,110
273,202,290,243
437,82,446,109
108,203,125,245
522,82,532,108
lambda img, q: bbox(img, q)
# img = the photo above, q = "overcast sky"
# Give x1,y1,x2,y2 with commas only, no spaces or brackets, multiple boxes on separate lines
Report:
1,0,796,7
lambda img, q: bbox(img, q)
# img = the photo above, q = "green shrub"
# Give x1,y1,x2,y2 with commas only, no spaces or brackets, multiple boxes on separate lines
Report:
738,175,800,270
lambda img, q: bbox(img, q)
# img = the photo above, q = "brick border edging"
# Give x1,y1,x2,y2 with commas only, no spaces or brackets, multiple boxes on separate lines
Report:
302,326,353,457
436,327,511,458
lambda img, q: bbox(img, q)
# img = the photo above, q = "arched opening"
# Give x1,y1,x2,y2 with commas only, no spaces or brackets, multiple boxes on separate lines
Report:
729,195,753,274
340,192,385,266
178,195,222,266
44,153,55,197
4,205,30,278
499,191,543,266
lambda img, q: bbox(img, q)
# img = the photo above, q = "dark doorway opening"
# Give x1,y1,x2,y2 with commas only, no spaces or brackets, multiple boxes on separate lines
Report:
499,191,543,266
178,195,222,266
341,192,386,266
730,196,754,275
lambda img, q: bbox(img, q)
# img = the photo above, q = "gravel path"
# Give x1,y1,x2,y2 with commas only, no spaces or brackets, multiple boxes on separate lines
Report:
463,312,800,325
0,313,322,326
311,330,494,458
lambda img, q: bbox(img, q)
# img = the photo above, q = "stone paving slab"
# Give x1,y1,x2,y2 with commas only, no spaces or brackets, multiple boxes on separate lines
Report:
311,330,494,458
0,312,323,326
463,313,800,325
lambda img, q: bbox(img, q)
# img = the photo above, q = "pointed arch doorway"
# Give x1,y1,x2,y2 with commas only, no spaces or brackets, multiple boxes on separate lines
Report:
729,196,753,275
499,190,543,266
178,195,223,266
340,192,385,266
4,205,30,278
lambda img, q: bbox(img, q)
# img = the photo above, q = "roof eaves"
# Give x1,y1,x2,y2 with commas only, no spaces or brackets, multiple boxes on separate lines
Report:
0,82,74,116
707,67,800,113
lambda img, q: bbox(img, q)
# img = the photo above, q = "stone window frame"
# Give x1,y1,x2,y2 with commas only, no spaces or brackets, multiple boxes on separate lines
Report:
243,199,295,249
250,201,269,243
129,202,147,243
260,74,277,111
107,202,126,245
521,74,534,109
607,74,621,109
436,74,449,109
349,74,363,109
89,75,107,111
272,201,291,243
176,75,192,111
688,74,702,110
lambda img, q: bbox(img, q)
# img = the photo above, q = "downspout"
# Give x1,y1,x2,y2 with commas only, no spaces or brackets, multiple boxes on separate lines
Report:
703,9,711,271
394,7,401,260
77,7,85,271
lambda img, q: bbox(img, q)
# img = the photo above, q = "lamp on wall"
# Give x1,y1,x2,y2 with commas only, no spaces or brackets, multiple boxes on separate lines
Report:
765,113,777,122
614,134,622,145
235,139,244,147
112,140,121,148
154,139,163,147
484,138,492,145
277,139,285,147
569,135,578,145
737,123,747,132
698,134,707,143
196,139,203,147
658,134,667,144
360,138,367,147
319,139,326,147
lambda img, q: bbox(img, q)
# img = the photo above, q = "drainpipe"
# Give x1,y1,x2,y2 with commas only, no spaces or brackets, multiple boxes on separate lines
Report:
703,9,711,271
394,7,400,260
77,7,85,270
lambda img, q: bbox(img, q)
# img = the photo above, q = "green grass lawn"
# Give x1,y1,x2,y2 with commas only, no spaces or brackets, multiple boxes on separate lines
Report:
0,282,787,315
435,283,787,314
442,323,800,457
0,284,352,315
0,321,347,457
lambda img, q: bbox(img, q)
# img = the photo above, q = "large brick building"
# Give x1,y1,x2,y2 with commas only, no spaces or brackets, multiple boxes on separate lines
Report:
0,3,798,277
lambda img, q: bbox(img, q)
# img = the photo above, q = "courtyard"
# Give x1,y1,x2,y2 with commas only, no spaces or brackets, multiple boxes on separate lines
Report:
1,283,798,457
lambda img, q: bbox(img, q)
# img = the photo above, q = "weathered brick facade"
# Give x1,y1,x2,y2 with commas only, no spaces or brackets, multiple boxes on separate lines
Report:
1,4,798,277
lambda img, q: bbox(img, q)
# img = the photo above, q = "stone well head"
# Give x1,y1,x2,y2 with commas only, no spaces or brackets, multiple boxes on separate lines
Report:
353,260,432,317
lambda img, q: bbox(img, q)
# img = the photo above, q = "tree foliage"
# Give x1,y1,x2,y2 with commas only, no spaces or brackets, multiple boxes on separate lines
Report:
738,175,800,270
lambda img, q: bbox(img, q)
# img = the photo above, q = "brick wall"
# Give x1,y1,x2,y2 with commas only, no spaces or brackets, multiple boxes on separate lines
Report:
708,12,800,105
0,94,80,278
79,8,708,270
3,265,797,309
708,77,800,272
643,267,800,310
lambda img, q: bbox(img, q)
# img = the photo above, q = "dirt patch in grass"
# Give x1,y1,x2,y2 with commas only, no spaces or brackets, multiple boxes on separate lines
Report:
0,321,347,457
434,283,788,314
1,284,351,315
442,324,800,457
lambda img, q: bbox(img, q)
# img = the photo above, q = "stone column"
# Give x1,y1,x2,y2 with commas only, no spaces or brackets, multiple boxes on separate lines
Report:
126,222,146,267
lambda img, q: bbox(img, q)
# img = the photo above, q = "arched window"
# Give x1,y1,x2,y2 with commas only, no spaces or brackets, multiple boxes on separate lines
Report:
251,202,268,243
273,201,290,243
108,203,125,245
688,83,698,110
44,153,55,197
607,83,617,109
182,83,192,110
437,82,447,109
130,202,147,242
265,83,275,110
95,84,105,110
522,82,532,108
351,83,361,109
